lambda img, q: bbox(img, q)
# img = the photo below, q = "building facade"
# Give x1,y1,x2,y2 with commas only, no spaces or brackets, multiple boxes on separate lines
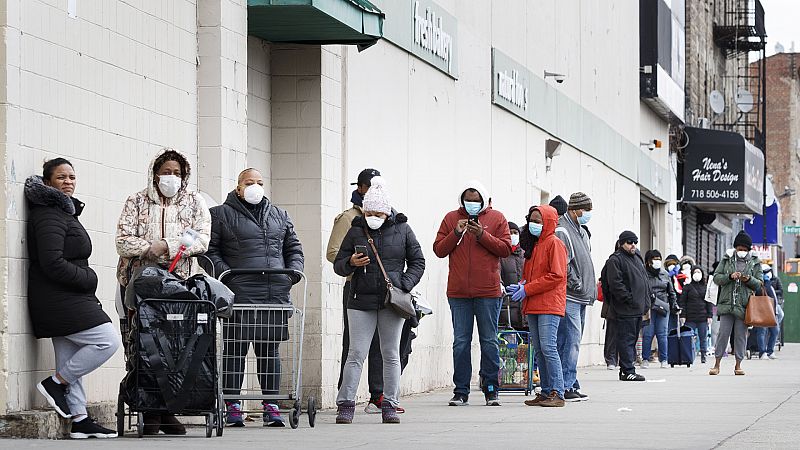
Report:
0,0,678,421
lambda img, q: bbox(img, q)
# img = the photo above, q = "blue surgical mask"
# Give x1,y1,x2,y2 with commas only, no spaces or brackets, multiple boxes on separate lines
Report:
763,273,771,281
528,222,543,237
464,201,482,216
578,210,592,225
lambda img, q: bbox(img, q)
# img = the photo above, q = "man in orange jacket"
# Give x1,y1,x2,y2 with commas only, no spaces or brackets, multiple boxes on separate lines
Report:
434,180,512,407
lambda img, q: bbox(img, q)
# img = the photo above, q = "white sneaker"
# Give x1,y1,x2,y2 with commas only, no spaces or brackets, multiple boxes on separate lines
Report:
364,401,381,414
759,354,769,360
641,360,649,369
660,361,668,369
768,354,777,360
607,364,617,371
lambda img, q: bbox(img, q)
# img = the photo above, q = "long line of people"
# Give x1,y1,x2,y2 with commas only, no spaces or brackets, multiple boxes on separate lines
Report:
25,154,783,436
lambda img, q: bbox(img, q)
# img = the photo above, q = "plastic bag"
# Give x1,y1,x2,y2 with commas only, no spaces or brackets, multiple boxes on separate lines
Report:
126,266,234,318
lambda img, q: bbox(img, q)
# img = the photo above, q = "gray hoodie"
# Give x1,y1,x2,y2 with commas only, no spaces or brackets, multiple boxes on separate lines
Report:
555,213,597,305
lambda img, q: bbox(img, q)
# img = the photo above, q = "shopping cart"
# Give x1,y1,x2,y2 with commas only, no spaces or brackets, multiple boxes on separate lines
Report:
497,300,534,396
217,268,315,429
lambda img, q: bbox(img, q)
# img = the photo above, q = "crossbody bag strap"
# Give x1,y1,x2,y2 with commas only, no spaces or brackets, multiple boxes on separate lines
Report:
364,228,391,286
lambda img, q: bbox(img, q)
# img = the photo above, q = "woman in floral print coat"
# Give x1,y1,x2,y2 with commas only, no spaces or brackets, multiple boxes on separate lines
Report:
114,147,211,435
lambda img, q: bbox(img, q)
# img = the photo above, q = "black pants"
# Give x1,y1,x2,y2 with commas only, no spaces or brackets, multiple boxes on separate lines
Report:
338,281,384,398
223,309,283,396
616,316,642,374
604,319,620,366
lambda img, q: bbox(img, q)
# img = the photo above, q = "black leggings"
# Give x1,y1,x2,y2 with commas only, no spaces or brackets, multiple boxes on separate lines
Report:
222,309,284,396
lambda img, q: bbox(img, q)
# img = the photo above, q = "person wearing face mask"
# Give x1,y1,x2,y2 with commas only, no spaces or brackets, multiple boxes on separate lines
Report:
499,222,527,329
603,231,650,381
326,168,392,414
434,180,512,407
678,266,713,363
27,159,121,439
115,148,210,435
333,177,425,424
754,264,781,360
509,205,568,407
205,168,304,427
709,230,763,376
641,250,676,368
552,192,595,401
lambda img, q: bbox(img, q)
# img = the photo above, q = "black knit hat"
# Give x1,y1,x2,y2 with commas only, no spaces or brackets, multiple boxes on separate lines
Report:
733,230,753,250
549,195,568,216
618,230,638,244
508,221,519,232
644,249,662,263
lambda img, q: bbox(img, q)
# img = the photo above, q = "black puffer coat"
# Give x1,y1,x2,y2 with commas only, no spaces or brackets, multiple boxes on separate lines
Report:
207,192,304,304
334,213,425,311
646,266,677,312
25,176,110,338
678,266,713,323
500,246,525,286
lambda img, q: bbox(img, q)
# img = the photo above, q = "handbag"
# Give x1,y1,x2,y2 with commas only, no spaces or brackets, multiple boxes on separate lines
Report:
652,297,670,317
365,230,416,319
744,294,777,327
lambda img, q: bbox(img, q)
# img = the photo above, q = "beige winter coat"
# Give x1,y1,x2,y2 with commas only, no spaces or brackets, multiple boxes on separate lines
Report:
115,149,211,286
326,205,362,264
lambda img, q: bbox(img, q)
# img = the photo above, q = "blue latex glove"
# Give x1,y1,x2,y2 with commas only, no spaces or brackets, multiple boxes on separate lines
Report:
510,282,527,302
506,284,520,294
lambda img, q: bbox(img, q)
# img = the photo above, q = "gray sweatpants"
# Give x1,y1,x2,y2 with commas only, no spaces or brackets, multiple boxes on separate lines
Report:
52,322,121,416
337,308,404,408
714,314,746,361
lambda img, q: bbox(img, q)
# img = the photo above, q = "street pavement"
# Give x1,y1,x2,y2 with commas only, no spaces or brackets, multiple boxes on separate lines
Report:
9,344,800,449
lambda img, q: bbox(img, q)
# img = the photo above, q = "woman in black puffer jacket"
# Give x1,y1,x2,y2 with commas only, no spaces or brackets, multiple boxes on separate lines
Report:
26,158,120,439
678,265,713,363
642,250,677,368
333,177,425,425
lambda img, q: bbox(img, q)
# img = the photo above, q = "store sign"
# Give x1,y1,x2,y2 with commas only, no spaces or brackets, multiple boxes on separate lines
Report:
491,49,532,121
682,127,764,214
372,0,458,79
785,226,800,234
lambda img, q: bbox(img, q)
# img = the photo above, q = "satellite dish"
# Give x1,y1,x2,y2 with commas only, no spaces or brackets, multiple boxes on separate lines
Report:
735,87,755,113
709,90,725,114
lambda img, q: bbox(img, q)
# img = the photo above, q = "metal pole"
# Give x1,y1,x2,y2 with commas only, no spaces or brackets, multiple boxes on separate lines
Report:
762,42,767,246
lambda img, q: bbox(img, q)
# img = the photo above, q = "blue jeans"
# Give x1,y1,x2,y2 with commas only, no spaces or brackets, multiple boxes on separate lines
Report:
528,314,564,399
557,302,585,391
755,326,780,355
642,312,669,362
449,298,501,395
685,321,709,354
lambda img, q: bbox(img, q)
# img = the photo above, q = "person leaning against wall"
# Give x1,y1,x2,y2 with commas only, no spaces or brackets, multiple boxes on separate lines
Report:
26,158,121,439
114,148,211,435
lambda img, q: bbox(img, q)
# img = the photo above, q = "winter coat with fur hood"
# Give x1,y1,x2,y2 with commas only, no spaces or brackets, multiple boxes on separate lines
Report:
115,149,211,286
25,176,111,338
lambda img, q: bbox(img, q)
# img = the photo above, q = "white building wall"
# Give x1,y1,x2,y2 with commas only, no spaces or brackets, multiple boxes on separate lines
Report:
0,0,199,414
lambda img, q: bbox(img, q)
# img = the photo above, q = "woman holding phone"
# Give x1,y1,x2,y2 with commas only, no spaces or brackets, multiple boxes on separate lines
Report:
333,177,425,424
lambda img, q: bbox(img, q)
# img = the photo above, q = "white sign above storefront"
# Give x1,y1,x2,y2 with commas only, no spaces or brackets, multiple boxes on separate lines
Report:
491,48,533,122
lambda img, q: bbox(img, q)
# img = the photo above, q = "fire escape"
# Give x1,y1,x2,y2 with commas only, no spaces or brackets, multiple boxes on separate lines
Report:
712,0,767,148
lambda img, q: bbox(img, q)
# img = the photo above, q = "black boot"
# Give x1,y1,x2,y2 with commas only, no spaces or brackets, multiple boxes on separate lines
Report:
701,354,707,363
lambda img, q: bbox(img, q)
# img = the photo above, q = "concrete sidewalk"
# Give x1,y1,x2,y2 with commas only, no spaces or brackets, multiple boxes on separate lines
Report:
9,344,800,449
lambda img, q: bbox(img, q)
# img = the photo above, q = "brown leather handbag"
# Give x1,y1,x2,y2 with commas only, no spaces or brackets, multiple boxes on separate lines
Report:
745,294,777,327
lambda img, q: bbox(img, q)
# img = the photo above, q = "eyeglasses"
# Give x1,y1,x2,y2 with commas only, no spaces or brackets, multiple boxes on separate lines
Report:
625,241,638,245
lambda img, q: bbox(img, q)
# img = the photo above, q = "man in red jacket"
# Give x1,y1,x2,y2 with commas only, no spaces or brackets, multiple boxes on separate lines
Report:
434,180,512,407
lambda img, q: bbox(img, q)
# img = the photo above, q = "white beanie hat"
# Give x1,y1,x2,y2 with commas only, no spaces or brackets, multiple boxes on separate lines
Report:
362,176,392,215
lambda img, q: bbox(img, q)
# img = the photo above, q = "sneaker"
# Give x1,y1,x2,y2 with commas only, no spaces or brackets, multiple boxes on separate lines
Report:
262,403,285,427
524,393,547,406
226,401,245,427
701,355,707,364
606,364,617,371
661,361,669,368
768,354,777,360
759,354,769,360
619,372,646,382
575,390,589,401
396,405,405,414
365,395,383,414
336,401,356,424
539,391,565,407
563,390,583,402
381,402,400,424
484,385,501,406
69,417,117,439
37,377,72,418
448,393,469,406
640,360,649,369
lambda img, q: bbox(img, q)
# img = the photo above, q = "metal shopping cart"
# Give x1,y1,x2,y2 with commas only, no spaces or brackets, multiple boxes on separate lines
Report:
117,265,232,438
217,268,315,429
497,301,534,396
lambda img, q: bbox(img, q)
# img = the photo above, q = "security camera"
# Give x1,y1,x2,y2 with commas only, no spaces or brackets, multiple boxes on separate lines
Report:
640,139,662,151
647,142,655,151
554,74,565,83
544,71,566,84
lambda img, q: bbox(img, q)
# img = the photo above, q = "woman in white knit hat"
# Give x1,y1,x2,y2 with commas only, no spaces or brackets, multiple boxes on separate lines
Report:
333,177,426,424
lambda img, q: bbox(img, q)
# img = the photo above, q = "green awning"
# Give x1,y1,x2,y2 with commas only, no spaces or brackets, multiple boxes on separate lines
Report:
248,0,384,48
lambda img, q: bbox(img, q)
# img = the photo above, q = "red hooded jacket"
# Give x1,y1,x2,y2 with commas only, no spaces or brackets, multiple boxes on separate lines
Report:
521,205,568,316
434,206,512,299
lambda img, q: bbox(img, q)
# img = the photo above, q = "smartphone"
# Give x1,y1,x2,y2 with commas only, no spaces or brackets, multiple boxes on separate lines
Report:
354,245,369,257
468,214,479,225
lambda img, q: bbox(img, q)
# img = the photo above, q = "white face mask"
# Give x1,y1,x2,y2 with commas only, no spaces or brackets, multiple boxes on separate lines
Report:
737,250,749,259
510,234,520,246
243,184,265,205
366,216,385,230
692,272,703,282
681,264,691,274
158,174,181,198
651,260,663,270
